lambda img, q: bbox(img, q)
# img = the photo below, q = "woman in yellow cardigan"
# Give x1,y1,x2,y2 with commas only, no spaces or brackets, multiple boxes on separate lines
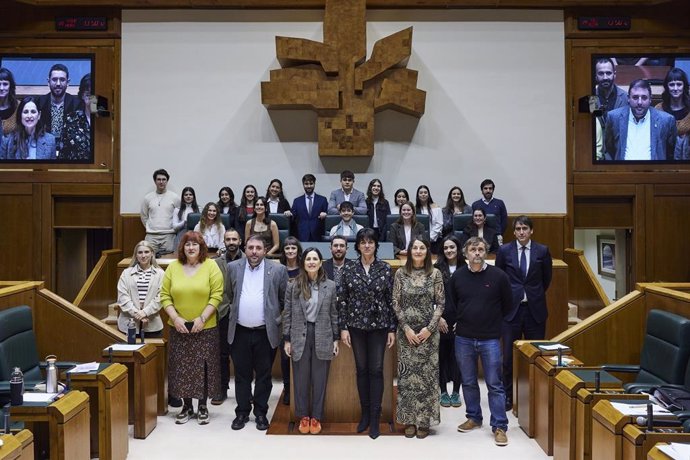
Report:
161,231,224,426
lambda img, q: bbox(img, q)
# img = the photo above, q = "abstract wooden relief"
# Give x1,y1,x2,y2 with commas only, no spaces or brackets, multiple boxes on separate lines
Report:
261,0,426,156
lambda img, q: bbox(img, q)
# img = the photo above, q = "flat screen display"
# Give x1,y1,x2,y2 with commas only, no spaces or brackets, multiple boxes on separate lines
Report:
0,54,95,163
592,54,690,164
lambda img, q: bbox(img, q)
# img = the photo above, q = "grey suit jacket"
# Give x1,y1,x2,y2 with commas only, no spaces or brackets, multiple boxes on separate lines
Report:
328,188,367,215
604,107,677,161
282,279,338,361
225,258,288,348
0,132,56,160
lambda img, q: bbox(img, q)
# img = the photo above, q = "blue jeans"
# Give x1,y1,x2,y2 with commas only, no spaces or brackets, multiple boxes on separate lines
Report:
454,336,508,431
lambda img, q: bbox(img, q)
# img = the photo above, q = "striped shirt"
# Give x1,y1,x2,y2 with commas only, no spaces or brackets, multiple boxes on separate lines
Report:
135,265,154,306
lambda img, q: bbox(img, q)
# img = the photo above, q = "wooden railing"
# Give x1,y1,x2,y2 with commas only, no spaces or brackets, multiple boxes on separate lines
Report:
551,282,690,369
73,249,123,320
563,248,610,319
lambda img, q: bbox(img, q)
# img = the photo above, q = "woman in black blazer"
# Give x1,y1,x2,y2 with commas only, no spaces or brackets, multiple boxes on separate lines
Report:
365,178,391,242
265,178,292,214
461,208,500,253
387,202,427,256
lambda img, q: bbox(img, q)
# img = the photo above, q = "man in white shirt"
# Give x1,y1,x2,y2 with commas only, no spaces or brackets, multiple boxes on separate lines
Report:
225,235,288,431
140,168,180,255
604,79,677,161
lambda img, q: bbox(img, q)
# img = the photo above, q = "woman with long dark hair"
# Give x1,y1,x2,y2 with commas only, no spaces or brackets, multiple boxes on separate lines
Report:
0,96,56,160
280,236,303,281
387,202,427,256
392,236,444,438
173,186,199,249
462,208,499,253
391,188,410,214
283,247,339,435
265,178,291,214
235,184,257,240
416,185,443,253
657,67,690,160
244,196,280,255
434,235,464,409
338,228,396,439
0,68,18,137
441,186,472,238
366,178,391,242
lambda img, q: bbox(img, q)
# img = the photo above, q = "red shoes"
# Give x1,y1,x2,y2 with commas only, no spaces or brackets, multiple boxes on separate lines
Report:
297,417,322,434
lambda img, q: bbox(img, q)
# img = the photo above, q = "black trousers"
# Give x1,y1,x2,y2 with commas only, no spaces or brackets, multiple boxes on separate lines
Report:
218,314,231,394
230,324,274,417
501,303,546,402
439,337,461,393
349,327,387,413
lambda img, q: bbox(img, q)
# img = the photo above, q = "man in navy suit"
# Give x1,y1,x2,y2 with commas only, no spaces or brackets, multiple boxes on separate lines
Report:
495,215,552,411
288,173,328,242
604,78,676,161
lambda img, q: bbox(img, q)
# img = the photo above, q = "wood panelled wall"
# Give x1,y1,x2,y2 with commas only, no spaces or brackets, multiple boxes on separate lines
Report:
2,0,690,289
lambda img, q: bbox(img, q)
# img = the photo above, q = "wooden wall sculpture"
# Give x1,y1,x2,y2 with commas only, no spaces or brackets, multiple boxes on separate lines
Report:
261,0,426,156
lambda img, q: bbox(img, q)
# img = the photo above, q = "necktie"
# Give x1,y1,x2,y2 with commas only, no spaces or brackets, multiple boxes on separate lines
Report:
307,195,313,215
520,245,527,279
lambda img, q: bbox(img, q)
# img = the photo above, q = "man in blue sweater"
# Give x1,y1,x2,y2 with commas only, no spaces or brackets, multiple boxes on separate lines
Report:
471,179,508,236
449,236,512,446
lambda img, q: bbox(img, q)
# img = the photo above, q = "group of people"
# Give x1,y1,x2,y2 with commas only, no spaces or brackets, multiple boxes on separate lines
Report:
0,64,92,161
594,59,689,161
124,167,554,446
140,168,510,260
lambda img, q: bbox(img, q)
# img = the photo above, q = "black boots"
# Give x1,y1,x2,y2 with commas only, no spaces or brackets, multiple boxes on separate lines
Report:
356,405,370,433
369,406,381,439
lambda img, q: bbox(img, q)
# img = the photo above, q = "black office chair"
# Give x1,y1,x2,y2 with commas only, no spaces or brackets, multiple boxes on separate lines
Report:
270,213,290,246
0,306,75,403
186,212,202,231
602,309,690,391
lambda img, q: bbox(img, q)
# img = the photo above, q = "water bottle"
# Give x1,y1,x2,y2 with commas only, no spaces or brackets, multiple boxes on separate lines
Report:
45,355,58,393
127,317,137,344
10,367,24,405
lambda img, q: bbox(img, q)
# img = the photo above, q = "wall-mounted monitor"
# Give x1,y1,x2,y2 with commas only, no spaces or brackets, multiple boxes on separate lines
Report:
0,54,95,163
592,54,690,164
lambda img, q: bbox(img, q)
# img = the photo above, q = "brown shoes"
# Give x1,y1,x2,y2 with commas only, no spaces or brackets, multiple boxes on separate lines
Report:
416,426,429,439
298,417,310,434
494,428,508,446
310,418,322,435
457,418,482,432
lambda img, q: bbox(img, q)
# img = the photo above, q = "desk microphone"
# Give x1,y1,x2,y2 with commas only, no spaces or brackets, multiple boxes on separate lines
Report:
2,404,9,434
557,348,563,367
635,416,681,428
594,371,601,393
108,347,113,363
647,403,654,431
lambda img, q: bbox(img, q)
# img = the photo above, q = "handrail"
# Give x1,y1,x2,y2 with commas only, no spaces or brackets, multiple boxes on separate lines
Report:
73,248,123,319
563,248,610,319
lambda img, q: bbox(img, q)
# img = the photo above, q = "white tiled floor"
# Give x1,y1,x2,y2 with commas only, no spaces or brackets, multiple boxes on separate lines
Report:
127,380,550,460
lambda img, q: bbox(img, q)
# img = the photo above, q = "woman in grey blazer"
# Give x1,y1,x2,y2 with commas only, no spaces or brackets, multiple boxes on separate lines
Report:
0,96,56,160
117,240,165,337
283,247,339,435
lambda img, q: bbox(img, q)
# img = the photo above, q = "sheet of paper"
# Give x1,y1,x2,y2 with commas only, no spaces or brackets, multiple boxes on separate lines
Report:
538,344,570,351
104,344,144,352
609,401,672,416
549,356,574,365
66,362,100,373
22,392,58,403
659,443,690,459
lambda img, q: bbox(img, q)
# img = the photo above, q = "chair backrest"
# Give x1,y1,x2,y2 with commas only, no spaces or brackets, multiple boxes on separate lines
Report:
0,306,41,382
485,214,498,231
416,214,430,233
386,214,399,230
638,309,690,385
220,213,231,230
453,214,473,232
270,214,290,230
186,212,202,231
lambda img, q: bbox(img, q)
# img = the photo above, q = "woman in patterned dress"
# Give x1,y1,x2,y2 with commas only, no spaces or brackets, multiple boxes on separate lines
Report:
161,231,224,426
392,236,445,439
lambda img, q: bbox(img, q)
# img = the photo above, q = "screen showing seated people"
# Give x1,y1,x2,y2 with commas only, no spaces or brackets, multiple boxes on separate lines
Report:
592,54,690,164
0,54,95,163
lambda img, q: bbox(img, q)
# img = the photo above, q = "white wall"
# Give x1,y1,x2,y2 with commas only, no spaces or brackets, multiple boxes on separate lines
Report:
574,229,616,301
120,9,565,213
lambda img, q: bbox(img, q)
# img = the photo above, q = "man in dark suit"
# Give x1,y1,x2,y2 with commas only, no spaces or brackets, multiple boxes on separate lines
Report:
327,170,367,215
288,173,328,242
604,78,677,161
37,63,79,151
495,215,553,411
225,234,288,431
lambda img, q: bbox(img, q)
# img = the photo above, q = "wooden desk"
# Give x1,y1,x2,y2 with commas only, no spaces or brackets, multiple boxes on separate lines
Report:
288,341,396,427
647,442,690,459
102,344,158,439
10,390,90,460
0,429,33,460
514,341,577,441
69,363,128,460
533,353,584,455
622,423,690,460
553,368,632,460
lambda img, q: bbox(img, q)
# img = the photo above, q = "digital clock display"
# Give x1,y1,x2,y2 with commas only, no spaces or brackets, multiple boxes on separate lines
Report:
578,16,631,31
55,17,108,31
